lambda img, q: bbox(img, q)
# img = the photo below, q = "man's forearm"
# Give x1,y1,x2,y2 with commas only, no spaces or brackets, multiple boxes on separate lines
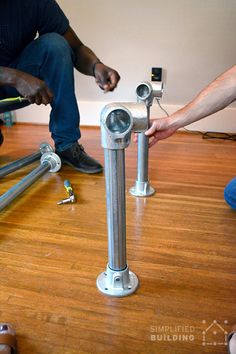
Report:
63,26,120,92
171,65,236,128
73,44,100,76
0,67,19,87
63,27,100,76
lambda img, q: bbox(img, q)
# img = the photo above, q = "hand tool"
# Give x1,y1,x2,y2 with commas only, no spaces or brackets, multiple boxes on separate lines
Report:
0,96,29,110
57,180,76,205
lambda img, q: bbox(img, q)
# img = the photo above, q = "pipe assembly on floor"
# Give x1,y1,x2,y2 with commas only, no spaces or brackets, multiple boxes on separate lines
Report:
97,102,148,297
0,152,61,211
0,142,53,178
130,81,163,197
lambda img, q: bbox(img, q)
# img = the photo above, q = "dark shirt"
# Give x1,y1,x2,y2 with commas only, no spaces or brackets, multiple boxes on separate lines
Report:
0,0,69,66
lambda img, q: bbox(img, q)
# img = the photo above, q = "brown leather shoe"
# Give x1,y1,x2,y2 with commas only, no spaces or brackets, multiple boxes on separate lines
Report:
57,142,103,174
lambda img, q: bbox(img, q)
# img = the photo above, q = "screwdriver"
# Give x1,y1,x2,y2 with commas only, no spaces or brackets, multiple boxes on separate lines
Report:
57,180,76,205
0,96,28,109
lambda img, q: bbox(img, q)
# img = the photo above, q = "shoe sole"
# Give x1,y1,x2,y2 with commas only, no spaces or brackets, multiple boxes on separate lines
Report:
60,158,103,174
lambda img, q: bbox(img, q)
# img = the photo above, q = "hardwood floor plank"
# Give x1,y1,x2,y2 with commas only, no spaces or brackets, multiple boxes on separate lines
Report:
0,124,235,353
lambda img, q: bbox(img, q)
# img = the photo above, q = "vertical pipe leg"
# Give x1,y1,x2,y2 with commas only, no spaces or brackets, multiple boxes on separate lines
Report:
97,149,139,297
105,149,127,271
129,107,155,197
137,132,149,182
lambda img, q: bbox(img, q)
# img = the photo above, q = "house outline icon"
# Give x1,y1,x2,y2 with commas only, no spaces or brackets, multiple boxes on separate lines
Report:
202,320,228,346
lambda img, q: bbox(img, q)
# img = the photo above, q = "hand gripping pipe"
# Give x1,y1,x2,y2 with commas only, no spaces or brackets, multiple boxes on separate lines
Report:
0,152,61,211
129,81,163,197
97,102,148,297
0,143,54,178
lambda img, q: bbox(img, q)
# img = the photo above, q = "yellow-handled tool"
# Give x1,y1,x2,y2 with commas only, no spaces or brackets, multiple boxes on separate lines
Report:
57,180,76,205
0,96,28,109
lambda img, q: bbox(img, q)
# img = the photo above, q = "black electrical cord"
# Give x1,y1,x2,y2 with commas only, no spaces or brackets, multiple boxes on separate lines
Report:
156,98,170,117
202,131,236,141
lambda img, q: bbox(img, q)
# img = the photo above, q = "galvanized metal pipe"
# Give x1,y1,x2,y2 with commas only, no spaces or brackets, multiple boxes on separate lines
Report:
97,102,148,297
130,81,163,197
137,106,150,183
0,152,61,211
0,143,53,178
104,149,127,271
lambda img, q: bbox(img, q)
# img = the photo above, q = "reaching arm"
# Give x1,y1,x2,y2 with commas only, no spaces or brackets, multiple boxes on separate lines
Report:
63,26,120,92
145,64,236,147
0,26,120,104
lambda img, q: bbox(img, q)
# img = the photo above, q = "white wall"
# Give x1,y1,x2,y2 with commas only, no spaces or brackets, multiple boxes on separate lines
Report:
16,0,236,132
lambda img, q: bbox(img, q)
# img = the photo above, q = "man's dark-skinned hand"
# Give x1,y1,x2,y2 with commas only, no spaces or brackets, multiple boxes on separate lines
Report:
0,67,53,105
14,70,53,105
63,27,120,93
94,62,120,92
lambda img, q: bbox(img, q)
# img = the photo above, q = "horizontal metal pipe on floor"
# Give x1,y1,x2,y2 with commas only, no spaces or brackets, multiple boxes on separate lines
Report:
0,143,53,178
0,152,61,211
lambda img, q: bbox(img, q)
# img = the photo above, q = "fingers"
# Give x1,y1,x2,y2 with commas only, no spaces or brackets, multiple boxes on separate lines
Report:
106,71,120,91
40,87,53,105
145,123,158,137
95,66,120,92
27,86,54,106
96,79,109,92
133,131,159,148
27,93,42,105
45,87,54,104
38,84,53,105
148,136,159,147
35,93,43,105
133,133,138,143
95,77,111,92
26,95,36,104
136,118,174,148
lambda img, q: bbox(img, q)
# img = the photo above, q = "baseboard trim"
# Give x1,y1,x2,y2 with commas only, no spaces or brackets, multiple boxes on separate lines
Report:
14,100,236,133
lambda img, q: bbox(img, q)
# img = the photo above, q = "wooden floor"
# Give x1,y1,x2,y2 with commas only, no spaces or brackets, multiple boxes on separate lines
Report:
0,124,235,354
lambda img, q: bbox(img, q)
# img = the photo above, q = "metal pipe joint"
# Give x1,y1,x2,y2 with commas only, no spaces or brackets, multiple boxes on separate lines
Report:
40,152,61,173
136,81,163,107
100,102,148,150
0,142,54,179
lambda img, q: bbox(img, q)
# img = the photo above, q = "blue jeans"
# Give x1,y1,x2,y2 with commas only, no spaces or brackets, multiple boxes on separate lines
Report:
0,33,81,152
224,177,236,210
